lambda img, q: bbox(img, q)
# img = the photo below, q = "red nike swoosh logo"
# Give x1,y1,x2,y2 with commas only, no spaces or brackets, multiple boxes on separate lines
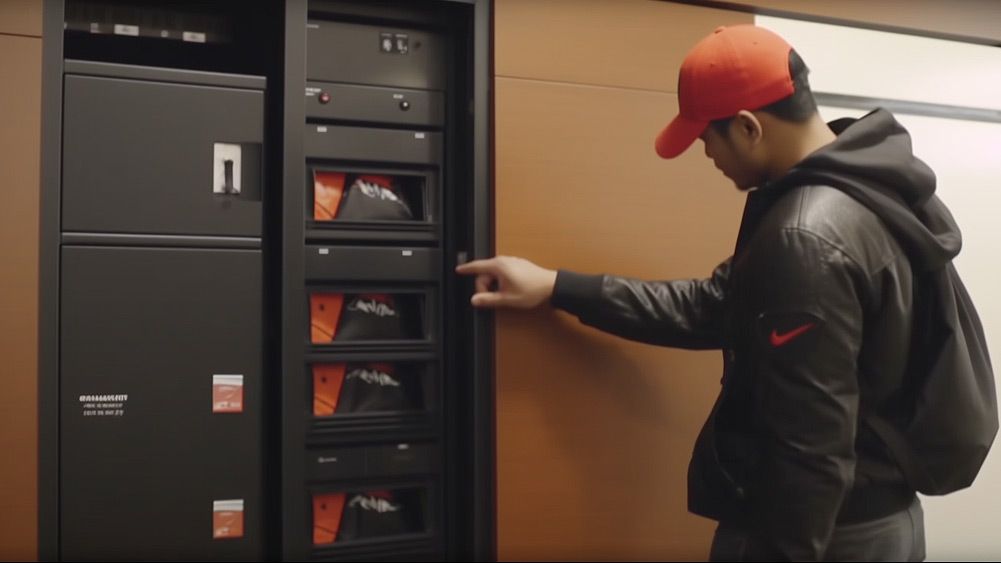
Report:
770,322,816,347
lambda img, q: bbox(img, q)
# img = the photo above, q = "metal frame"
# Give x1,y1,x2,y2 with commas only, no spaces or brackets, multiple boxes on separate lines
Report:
38,0,64,559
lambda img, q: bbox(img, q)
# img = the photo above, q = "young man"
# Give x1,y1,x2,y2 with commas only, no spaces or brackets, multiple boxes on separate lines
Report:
457,25,992,561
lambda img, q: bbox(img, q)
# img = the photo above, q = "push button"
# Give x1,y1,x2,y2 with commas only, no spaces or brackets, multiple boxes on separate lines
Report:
319,92,331,104
399,100,411,111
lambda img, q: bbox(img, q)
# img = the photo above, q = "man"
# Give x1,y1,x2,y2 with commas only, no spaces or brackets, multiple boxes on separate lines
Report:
455,25,985,561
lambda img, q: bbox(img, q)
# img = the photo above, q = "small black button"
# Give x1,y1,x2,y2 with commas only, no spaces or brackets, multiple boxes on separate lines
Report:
319,92,331,104
399,100,411,111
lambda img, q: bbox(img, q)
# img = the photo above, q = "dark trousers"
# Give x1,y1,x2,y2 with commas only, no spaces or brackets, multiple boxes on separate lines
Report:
708,497,926,562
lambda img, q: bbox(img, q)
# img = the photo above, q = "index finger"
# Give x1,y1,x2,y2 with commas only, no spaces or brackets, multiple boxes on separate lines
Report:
455,257,501,276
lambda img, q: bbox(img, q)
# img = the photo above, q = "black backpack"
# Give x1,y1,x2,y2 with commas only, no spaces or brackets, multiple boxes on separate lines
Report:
863,251,998,495
781,165,999,496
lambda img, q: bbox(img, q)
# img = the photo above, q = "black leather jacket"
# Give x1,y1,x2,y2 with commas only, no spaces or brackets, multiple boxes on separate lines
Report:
551,110,964,560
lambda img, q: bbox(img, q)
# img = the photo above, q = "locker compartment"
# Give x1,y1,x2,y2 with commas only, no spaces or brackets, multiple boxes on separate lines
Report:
63,0,278,76
312,487,430,546
306,82,444,127
305,246,439,282
312,362,431,417
306,19,446,90
65,1,234,44
309,290,432,345
305,124,442,165
62,68,264,236
59,245,263,560
311,168,432,223
308,443,437,482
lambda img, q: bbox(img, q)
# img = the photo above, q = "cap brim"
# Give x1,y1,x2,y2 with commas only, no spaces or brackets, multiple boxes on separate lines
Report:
655,114,707,159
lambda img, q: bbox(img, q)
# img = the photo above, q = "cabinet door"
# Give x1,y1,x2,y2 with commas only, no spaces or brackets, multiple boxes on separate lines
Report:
60,246,263,561
62,74,263,237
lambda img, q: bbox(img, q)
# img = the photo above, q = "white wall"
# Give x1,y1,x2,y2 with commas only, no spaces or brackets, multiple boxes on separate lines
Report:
759,16,1001,561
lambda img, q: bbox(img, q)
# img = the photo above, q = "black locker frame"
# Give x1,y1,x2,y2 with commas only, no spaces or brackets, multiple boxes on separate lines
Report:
39,0,494,561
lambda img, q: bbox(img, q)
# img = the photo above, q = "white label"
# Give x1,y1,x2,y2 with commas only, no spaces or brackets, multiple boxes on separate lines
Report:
397,443,410,450
402,250,413,257
415,132,426,140
89,22,100,33
213,143,242,195
307,23,320,29
183,31,207,43
213,374,244,387
213,499,244,512
305,87,322,96
317,126,328,133
114,24,139,36
393,94,405,100
79,393,129,417
160,30,170,38
317,456,339,464
318,248,330,255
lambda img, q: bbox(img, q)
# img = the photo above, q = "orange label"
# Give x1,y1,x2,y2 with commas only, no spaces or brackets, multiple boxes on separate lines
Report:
310,293,345,343
213,500,244,539
313,364,347,416
212,375,244,413
313,492,346,545
314,171,347,221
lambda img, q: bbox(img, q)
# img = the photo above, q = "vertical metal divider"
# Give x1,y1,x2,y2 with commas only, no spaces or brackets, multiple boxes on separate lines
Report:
39,1,66,560
471,1,497,559
281,1,309,560
263,1,288,560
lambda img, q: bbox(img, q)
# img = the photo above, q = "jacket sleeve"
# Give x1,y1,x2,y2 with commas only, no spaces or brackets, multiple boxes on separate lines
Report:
743,228,865,561
549,257,731,349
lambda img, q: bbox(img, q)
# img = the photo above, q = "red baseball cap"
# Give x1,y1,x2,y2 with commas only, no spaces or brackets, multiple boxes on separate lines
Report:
655,25,794,159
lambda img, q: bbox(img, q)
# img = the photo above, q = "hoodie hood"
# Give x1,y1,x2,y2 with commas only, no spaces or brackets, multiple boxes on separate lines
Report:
770,108,961,272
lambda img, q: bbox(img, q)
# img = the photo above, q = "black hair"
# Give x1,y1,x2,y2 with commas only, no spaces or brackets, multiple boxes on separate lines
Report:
709,49,817,135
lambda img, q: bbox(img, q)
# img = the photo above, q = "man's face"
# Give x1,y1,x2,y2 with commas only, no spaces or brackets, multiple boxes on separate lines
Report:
698,120,765,191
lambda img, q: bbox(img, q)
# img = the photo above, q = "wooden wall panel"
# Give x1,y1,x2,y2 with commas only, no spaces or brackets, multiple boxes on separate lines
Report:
493,3,750,557
496,0,751,92
0,0,43,37
0,33,41,562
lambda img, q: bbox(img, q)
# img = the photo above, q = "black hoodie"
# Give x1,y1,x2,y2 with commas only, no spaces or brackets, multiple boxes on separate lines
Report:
551,108,996,560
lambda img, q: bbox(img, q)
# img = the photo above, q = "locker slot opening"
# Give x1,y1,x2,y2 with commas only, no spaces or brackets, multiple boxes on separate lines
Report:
312,362,431,417
312,487,429,546
309,291,429,344
310,167,429,223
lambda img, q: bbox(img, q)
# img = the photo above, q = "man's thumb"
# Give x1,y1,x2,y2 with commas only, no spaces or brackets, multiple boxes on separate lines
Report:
470,291,510,308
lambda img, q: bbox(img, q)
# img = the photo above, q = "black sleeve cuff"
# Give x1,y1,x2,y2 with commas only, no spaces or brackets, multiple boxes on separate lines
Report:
550,270,605,315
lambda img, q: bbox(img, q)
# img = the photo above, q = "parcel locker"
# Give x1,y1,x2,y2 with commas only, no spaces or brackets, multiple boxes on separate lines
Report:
62,62,265,237
281,1,493,560
59,246,264,561
39,1,492,561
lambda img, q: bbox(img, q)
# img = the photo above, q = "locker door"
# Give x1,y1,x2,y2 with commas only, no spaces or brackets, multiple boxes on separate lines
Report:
60,246,263,561
62,73,264,237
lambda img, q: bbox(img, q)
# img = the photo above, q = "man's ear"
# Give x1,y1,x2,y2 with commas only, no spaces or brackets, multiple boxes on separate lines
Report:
734,110,763,145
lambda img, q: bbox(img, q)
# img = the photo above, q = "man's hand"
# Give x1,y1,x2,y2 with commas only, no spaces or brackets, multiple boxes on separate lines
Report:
454,256,558,309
